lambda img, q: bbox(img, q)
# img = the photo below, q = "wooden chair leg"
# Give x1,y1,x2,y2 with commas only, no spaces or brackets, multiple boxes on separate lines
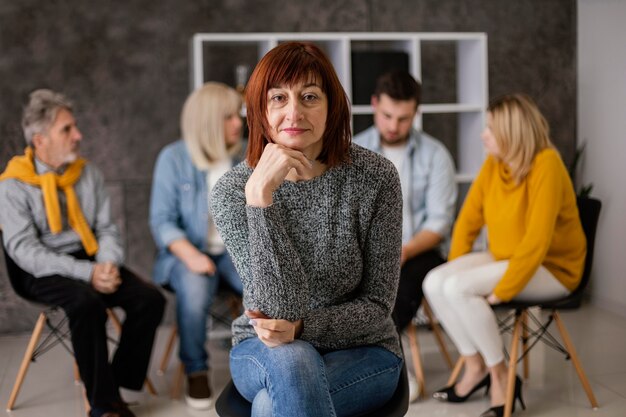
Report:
106,309,158,395
158,326,178,375
73,360,81,384
171,362,185,399
553,312,599,409
228,295,243,319
6,312,47,411
422,300,454,369
157,325,186,399
447,357,465,386
83,387,91,414
144,377,157,395
406,322,426,398
522,311,529,379
504,310,524,417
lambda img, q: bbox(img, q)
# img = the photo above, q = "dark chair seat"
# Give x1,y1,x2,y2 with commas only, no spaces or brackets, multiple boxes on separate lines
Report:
492,293,582,312
214,380,251,417
1,233,157,411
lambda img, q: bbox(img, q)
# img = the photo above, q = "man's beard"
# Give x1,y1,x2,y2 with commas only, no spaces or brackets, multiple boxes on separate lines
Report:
380,132,409,146
63,151,79,164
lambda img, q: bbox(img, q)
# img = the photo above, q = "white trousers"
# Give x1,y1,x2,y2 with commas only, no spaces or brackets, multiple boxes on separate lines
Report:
423,252,570,367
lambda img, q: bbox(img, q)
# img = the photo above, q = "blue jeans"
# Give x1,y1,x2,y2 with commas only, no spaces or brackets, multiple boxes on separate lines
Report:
230,338,402,417
169,252,242,374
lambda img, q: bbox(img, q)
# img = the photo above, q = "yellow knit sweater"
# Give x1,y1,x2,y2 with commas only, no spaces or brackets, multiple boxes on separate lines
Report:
449,148,586,301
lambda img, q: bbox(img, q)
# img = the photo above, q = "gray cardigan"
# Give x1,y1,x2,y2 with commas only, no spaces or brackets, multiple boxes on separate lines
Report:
210,144,403,357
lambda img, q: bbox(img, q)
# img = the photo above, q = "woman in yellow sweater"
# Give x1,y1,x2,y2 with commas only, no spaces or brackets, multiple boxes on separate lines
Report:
423,94,586,417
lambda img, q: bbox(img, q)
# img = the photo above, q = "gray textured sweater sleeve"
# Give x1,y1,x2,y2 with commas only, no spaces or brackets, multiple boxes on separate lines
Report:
245,203,309,320
209,169,308,320
209,168,266,309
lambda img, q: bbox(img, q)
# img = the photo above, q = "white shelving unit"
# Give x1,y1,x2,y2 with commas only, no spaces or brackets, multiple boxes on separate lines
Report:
190,32,488,182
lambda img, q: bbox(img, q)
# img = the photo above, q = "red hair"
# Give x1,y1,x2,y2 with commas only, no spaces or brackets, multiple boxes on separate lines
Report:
245,42,351,167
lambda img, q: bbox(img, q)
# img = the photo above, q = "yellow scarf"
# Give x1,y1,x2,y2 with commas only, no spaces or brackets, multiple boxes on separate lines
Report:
0,147,99,255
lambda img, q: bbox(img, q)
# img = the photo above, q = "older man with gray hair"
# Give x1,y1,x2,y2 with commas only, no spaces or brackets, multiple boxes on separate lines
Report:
0,89,165,417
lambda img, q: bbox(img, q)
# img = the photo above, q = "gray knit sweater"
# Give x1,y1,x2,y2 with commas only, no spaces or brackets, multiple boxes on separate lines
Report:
210,144,403,357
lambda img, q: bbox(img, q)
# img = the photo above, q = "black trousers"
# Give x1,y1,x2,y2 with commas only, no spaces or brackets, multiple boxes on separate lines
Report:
392,249,445,331
11,254,166,408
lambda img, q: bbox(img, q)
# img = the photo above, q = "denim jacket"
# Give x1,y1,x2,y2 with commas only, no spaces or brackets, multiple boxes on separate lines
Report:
149,139,238,285
354,126,457,252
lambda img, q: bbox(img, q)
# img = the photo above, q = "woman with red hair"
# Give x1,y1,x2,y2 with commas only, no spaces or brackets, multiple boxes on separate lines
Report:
211,42,404,417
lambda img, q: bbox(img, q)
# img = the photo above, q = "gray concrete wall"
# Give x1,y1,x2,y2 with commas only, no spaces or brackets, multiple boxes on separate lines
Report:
0,0,577,333
578,0,626,318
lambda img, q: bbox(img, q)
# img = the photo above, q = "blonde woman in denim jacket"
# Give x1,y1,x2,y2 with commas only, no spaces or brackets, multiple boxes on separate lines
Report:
149,82,244,410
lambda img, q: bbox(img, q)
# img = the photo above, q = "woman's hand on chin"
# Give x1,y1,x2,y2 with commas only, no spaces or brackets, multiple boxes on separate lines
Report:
245,143,313,207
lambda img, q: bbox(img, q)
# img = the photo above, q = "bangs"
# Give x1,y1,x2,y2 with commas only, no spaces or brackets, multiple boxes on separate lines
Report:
265,49,326,92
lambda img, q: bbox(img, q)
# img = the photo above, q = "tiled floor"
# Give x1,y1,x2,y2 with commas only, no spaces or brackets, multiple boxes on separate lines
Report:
1,304,625,417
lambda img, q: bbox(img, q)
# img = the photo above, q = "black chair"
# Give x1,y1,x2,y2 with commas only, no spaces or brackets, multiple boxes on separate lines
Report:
215,348,410,417
1,234,157,411
1,237,81,411
448,197,602,417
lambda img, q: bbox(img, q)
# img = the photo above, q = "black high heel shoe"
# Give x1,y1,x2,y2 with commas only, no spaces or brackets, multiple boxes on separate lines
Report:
432,373,491,403
479,375,526,417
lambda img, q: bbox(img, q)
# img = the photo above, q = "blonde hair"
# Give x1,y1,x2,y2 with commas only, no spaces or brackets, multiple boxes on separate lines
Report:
181,82,242,169
488,93,555,183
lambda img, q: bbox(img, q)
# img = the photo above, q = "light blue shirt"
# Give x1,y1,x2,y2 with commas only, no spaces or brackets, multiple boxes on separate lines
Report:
354,126,457,253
